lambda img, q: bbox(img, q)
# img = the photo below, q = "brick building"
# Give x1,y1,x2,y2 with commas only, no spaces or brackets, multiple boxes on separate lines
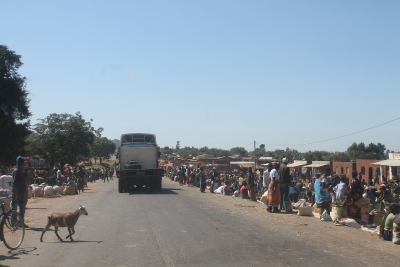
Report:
355,159,382,182
332,162,356,179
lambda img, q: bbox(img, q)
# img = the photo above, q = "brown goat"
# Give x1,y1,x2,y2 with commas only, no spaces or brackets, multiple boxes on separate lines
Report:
40,205,88,242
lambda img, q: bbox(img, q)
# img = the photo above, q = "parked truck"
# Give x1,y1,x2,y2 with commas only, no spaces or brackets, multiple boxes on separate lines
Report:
116,133,164,193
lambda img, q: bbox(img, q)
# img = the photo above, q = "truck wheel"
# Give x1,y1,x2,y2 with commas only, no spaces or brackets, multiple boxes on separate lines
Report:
153,177,162,190
118,179,124,193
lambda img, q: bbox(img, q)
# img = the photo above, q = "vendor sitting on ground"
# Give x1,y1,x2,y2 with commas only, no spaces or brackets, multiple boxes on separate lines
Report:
67,178,78,194
214,185,224,194
223,181,231,196
295,180,303,195
240,181,250,199
393,214,400,245
288,182,298,202
380,203,400,241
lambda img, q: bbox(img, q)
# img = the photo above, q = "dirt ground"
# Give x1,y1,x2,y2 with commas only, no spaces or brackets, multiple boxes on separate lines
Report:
7,178,400,267
22,181,103,230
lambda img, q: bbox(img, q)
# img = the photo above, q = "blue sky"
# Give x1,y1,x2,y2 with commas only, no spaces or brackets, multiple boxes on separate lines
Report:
2,0,399,152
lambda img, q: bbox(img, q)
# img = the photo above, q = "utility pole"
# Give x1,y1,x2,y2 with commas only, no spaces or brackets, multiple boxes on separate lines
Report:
254,140,256,170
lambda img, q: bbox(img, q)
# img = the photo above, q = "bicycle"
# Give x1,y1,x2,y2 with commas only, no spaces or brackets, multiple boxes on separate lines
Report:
0,196,25,250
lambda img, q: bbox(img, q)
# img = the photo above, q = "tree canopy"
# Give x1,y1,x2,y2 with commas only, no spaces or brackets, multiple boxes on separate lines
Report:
91,137,116,164
28,112,101,168
229,147,248,157
0,45,31,165
159,141,388,162
346,142,386,160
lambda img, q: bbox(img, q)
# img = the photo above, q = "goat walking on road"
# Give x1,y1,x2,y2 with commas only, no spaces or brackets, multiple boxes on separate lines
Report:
40,205,88,242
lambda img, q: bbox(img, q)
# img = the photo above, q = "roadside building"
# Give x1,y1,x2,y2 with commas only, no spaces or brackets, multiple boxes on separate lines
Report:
195,154,219,165
371,153,400,182
354,159,382,183
287,160,309,175
332,161,356,179
258,157,275,165
303,161,331,178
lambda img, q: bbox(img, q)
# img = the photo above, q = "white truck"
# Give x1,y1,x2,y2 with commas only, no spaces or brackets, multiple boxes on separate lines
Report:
116,133,163,193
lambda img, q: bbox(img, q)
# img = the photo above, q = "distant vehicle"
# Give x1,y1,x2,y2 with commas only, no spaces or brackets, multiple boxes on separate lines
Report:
116,133,163,193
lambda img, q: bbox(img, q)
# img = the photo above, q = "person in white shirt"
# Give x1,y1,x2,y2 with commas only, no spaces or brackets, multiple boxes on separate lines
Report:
57,168,62,180
269,166,280,183
263,164,273,191
333,177,348,201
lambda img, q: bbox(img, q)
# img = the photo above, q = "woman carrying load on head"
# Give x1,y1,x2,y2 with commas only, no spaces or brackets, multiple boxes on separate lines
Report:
266,164,281,213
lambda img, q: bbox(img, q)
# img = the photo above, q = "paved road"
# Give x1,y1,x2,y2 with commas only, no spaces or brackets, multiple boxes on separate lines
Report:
1,177,399,267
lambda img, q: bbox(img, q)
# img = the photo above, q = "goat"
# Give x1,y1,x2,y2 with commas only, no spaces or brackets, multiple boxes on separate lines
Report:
40,205,88,242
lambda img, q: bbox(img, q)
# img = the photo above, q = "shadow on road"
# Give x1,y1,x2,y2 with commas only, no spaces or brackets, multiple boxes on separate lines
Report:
26,207,47,210
0,254,19,267
127,188,180,195
52,240,103,243
26,227,44,232
0,247,39,263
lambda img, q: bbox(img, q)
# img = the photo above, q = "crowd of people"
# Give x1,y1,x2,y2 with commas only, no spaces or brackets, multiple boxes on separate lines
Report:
3,156,117,228
165,158,400,245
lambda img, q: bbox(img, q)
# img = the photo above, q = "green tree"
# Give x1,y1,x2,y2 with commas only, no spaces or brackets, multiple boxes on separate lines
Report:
302,150,332,161
365,142,386,160
91,137,116,164
161,146,173,155
230,147,248,157
0,45,31,166
346,142,386,160
259,144,266,155
328,152,350,162
28,112,100,168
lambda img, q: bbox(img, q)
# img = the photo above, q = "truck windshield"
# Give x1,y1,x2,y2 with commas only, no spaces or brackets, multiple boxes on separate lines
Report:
121,134,156,146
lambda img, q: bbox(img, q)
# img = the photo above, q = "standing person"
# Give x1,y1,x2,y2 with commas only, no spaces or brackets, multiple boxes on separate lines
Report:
76,166,86,193
109,167,114,180
178,166,185,186
278,158,291,210
346,171,363,222
266,164,281,213
199,167,206,193
247,167,256,201
56,167,62,183
210,167,219,193
314,167,333,217
374,169,379,185
90,168,95,182
333,177,348,202
12,156,27,226
263,164,273,193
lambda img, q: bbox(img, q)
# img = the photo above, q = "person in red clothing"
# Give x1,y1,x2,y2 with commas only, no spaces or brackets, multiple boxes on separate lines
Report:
240,181,249,199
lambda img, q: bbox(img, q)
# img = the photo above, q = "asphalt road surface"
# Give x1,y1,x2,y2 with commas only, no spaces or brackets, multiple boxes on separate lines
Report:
1,177,399,267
